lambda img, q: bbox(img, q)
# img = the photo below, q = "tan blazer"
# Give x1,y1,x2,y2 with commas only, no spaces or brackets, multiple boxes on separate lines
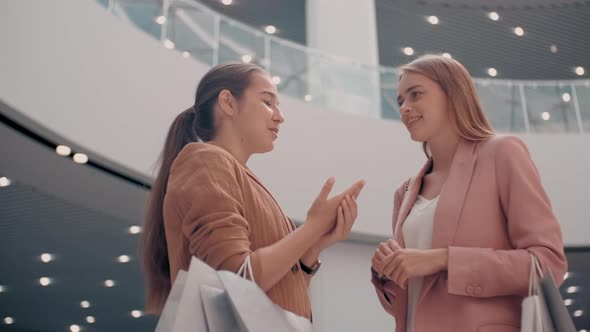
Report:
372,135,567,332
163,143,311,319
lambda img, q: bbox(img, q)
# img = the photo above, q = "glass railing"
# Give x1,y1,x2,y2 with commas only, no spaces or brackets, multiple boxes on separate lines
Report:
98,0,590,134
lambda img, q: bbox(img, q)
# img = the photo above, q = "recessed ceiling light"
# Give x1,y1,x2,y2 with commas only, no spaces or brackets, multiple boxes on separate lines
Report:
567,286,580,293
487,68,498,77
241,54,252,63
265,25,276,34
56,145,72,156
304,94,312,102
562,93,571,102
117,255,131,263
39,277,52,286
221,0,233,5
427,16,439,25
80,301,91,308
164,39,175,50
182,52,190,59
155,16,166,25
550,44,558,53
131,310,143,318
86,316,95,324
575,66,585,76
564,272,571,280
73,153,88,164
442,53,452,59
402,47,414,56
564,298,574,306
573,310,584,317
541,112,551,121
128,225,142,234
104,279,116,288
0,177,11,187
70,324,81,332
40,253,54,263
514,27,524,36
0,285,5,293
271,76,281,85
488,12,500,21
3,317,14,325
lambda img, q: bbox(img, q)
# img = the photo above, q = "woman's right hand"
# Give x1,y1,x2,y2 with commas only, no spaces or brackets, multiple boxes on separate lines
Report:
372,239,401,276
306,177,365,237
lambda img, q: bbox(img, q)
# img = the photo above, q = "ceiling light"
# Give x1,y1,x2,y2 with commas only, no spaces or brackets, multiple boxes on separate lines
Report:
580,330,588,332
182,52,190,59
564,272,571,280
0,285,5,293
241,54,252,63
0,177,11,187
128,225,142,234
304,94,312,102
131,310,143,318
427,16,439,25
541,112,551,121
73,153,88,164
40,253,54,263
56,145,71,156
3,317,14,325
564,299,574,306
575,66,585,76
155,16,166,25
265,25,276,34
442,53,452,59
567,286,580,293
271,76,281,85
80,301,90,308
164,39,175,50
39,277,52,286
117,255,131,263
86,316,95,324
402,47,414,56
487,68,498,77
488,12,500,21
514,27,524,36
550,44,558,53
70,325,80,332
562,93,571,102
221,0,233,5
573,310,584,317
104,279,116,288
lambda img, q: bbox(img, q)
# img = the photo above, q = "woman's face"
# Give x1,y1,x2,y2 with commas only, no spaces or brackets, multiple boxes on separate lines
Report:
397,71,452,143
233,72,285,154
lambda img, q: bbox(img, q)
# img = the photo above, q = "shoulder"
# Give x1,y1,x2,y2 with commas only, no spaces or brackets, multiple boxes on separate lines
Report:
173,143,238,171
476,135,529,160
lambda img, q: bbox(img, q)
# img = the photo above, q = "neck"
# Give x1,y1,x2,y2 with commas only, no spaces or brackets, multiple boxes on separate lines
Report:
208,132,251,166
427,130,461,174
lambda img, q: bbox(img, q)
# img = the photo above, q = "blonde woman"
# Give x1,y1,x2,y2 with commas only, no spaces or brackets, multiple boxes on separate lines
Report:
371,54,567,332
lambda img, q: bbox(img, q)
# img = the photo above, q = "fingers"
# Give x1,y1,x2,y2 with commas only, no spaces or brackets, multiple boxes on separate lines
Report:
334,206,344,237
346,180,366,199
386,239,401,251
379,242,394,256
317,177,335,201
341,195,355,235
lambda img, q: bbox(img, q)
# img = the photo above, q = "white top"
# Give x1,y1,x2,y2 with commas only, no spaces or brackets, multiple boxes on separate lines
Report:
402,195,439,332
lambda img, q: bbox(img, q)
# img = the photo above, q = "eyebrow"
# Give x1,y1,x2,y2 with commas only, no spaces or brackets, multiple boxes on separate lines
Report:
260,91,280,106
396,84,424,105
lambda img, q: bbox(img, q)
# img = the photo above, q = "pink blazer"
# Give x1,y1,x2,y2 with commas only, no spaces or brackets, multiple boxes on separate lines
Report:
371,135,567,332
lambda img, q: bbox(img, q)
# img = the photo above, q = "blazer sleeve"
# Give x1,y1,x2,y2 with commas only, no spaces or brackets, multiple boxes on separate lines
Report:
447,136,567,298
170,147,252,274
371,185,405,315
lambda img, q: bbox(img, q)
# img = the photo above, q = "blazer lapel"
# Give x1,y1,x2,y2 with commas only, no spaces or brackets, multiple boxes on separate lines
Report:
419,138,478,303
394,159,432,248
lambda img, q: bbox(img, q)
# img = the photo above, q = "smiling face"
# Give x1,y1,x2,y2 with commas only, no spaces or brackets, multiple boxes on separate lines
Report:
232,72,285,153
397,70,453,143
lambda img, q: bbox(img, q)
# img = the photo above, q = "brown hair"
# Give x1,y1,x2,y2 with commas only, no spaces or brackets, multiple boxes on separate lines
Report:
141,62,265,313
400,54,494,157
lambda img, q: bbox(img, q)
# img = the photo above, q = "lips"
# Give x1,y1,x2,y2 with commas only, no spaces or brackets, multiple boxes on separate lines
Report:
269,128,279,136
405,116,422,128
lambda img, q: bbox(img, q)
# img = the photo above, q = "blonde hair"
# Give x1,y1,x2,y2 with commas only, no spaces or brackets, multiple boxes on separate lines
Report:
399,54,494,157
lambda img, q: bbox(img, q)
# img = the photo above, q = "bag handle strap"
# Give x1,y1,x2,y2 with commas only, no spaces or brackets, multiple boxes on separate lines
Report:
237,255,255,282
528,253,544,296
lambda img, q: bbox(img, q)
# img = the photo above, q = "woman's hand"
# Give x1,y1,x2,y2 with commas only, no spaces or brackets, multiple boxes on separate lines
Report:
372,239,401,274
379,248,449,289
314,194,358,252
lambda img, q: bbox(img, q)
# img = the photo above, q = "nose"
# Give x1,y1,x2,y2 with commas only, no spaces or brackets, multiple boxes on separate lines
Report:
273,109,285,124
399,100,411,115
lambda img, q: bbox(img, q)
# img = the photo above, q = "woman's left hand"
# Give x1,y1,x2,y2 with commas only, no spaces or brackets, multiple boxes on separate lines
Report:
379,248,448,289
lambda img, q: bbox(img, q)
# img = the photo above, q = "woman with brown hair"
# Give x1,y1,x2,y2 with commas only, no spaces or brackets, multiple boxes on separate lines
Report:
371,54,567,331
141,62,365,321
